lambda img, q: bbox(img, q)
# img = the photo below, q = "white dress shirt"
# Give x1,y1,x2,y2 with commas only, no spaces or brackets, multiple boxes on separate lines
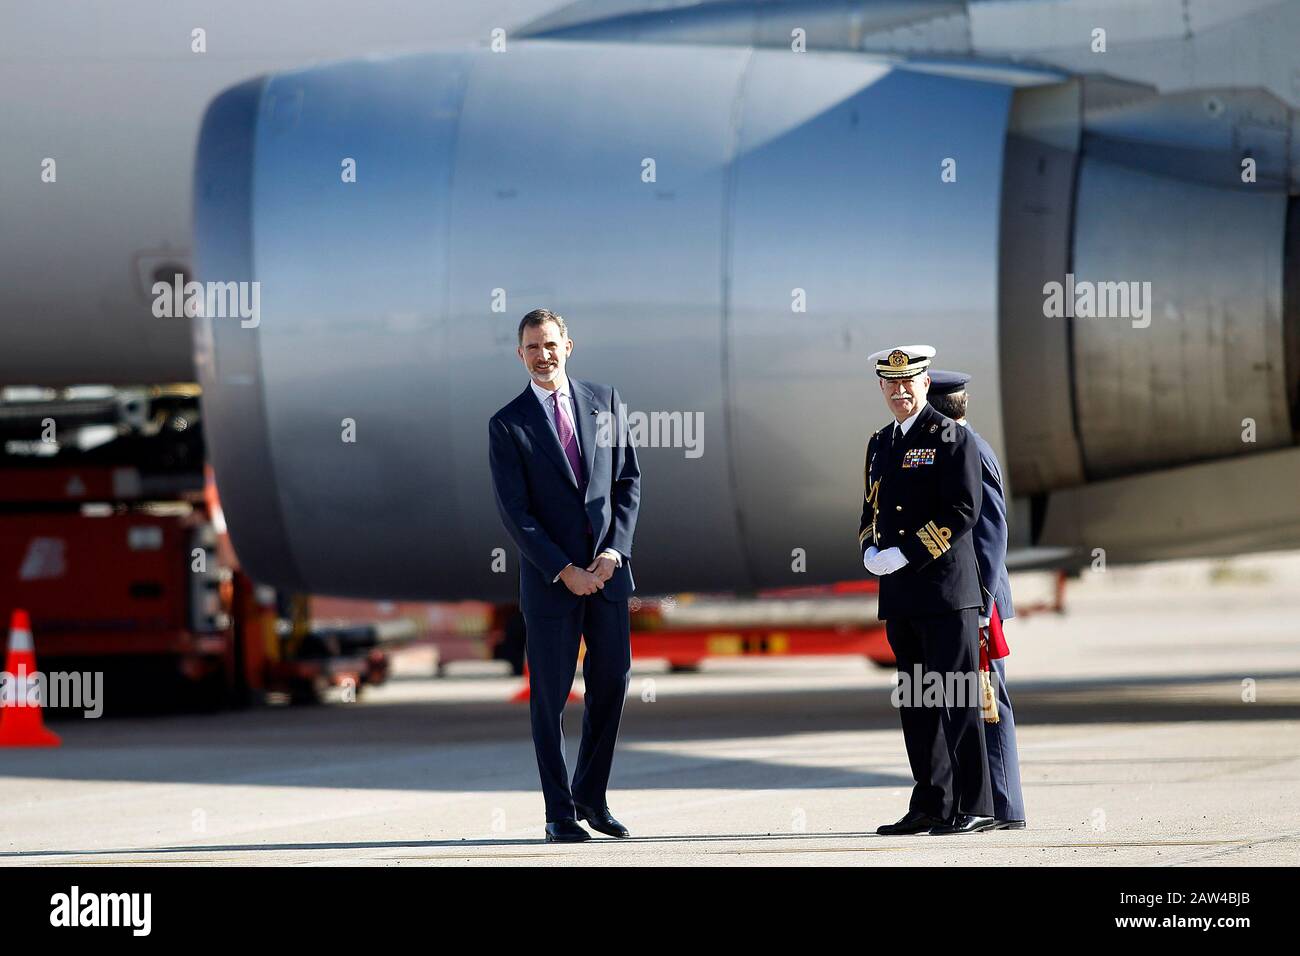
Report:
894,405,924,439
528,375,622,580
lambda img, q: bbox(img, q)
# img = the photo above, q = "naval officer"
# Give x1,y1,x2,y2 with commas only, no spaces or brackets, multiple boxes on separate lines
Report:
859,345,996,835
927,370,1026,830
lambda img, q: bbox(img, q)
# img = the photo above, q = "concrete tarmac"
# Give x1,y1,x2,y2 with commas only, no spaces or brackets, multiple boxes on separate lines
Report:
2,559,1298,866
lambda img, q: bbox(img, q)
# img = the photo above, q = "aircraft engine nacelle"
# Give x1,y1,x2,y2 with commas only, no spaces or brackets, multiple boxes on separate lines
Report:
193,41,1298,598
193,41,1023,599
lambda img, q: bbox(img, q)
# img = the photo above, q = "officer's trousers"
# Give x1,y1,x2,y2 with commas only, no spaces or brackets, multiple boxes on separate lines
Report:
986,657,1026,821
885,607,994,818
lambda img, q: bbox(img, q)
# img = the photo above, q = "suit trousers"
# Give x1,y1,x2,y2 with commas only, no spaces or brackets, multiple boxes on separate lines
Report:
524,595,632,822
885,607,994,818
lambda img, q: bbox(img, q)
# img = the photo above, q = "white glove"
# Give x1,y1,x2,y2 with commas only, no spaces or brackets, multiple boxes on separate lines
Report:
866,547,908,576
978,616,990,629
862,546,879,569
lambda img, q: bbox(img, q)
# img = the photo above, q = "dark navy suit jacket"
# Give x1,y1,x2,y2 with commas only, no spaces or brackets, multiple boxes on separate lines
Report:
488,378,641,616
966,424,1015,622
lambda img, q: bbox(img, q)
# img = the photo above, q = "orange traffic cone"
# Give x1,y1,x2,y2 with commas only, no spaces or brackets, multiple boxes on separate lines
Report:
509,661,581,704
0,610,62,747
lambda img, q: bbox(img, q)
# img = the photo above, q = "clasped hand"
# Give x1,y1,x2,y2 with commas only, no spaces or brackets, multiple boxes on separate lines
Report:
559,555,617,596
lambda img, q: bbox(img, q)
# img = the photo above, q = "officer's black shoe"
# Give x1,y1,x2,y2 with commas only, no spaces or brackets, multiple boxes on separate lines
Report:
929,814,998,835
544,819,591,843
993,819,1026,830
876,810,944,836
573,802,630,838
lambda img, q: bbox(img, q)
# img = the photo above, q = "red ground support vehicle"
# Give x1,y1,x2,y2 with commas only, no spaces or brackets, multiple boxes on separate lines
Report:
360,574,1065,679
0,386,388,712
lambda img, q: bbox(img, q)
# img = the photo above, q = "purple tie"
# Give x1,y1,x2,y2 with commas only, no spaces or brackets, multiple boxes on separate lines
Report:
552,391,585,490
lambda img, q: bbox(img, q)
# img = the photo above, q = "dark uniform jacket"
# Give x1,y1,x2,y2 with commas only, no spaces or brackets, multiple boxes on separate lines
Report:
968,424,1015,622
858,402,983,620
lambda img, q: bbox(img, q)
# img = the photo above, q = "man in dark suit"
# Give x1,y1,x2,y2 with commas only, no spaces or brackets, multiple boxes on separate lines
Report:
488,309,641,843
859,345,995,835
927,370,1026,830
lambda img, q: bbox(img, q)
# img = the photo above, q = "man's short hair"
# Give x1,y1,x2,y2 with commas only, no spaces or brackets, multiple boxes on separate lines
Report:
929,389,969,421
517,309,568,345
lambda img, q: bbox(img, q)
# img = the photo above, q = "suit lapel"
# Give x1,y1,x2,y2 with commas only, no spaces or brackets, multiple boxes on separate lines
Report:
517,385,578,489
572,380,600,504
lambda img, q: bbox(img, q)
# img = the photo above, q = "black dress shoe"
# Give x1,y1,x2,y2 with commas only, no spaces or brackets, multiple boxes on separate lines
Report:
993,819,1026,830
929,814,998,835
544,819,591,843
876,810,944,836
573,802,630,838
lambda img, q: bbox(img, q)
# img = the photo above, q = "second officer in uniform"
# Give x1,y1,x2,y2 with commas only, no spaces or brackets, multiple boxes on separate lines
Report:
859,345,996,835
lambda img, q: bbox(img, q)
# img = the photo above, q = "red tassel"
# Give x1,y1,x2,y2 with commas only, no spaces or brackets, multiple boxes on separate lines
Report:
987,600,1011,659
977,632,999,724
